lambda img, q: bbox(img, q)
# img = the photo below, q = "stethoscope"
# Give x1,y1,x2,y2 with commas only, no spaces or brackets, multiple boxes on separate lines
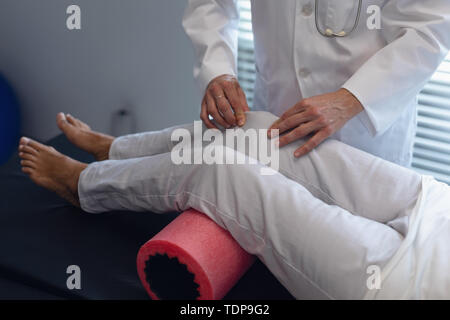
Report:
315,0,362,38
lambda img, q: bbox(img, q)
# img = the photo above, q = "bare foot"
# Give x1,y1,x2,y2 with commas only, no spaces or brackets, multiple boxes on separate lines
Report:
18,137,88,207
56,112,114,161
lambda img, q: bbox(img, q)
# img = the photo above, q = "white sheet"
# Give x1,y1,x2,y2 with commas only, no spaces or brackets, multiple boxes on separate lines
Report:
365,176,450,299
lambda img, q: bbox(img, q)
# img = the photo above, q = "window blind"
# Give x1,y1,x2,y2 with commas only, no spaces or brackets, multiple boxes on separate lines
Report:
236,0,450,184
414,55,450,184
237,0,255,106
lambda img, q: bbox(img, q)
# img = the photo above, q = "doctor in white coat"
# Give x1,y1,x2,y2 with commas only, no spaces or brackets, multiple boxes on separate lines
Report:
183,0,450,165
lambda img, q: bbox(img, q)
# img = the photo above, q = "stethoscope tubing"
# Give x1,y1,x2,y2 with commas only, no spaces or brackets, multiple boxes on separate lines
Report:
314,0,363,38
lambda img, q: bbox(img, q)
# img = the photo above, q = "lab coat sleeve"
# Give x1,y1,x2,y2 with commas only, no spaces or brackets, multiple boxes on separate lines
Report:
182,0,240,94
342,0,450,136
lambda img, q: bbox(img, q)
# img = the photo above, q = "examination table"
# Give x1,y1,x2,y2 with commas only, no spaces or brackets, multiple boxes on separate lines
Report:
0,134,294,300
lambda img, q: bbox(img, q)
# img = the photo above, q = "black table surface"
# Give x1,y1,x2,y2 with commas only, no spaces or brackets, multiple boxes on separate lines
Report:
0,135,293,300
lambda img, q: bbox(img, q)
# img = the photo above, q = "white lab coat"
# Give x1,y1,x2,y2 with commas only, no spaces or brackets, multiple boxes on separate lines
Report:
183,0,450,166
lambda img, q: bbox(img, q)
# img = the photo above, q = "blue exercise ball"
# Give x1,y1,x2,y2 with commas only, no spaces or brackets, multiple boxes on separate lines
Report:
0,74,20,165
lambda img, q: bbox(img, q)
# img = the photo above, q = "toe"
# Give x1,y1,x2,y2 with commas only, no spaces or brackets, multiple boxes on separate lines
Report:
57,113,69,130
21,166,34,174
19,145,39,156
57,112,66,121
21,159,36,169
26,138,46,151
66,114,78,126
57,114,80,141
19,136,30,146
57,113,78,135
19,151,37,161
67,114,90,130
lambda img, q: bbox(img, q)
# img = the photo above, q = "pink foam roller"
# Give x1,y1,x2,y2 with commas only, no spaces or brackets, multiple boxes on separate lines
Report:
137,209,255,300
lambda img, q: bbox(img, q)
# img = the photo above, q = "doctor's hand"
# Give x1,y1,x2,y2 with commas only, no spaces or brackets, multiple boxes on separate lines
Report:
268,88,363,158
201,74,250,129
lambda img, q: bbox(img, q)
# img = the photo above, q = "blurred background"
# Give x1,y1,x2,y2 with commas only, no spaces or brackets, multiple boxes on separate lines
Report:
0,0,200,143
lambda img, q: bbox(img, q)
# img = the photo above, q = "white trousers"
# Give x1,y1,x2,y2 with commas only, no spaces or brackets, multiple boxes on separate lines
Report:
78,111,422,299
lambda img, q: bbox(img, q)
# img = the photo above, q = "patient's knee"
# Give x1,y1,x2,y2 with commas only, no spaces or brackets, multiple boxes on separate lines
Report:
242,111,279,131
197,145,275,179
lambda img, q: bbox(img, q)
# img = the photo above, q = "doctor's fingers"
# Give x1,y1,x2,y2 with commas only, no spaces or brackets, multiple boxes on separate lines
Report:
224,84,247,127
268,101,309,134
205,92,231,129
208,85,237,126
230,84,251,126
294,129,331,158
277,119,326,149
200,97,218,129
279,99,310,120
269,112,313,138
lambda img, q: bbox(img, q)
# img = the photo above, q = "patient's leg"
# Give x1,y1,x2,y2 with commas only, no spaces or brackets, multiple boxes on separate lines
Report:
108,123,195,160
57,111,422,228
78,147,403,299
57,113,114,161
235,112,422,229
18,133,404,299
180,111,420,230
57,112,192,161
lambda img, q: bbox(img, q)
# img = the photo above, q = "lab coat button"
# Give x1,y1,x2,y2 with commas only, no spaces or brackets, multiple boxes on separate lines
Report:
301,3,313,16
298,68,311,78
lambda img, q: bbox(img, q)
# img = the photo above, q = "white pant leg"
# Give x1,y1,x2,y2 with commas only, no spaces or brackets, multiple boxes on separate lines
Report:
109,111,421,227
239,112,422,227
79,149,403,300
108,123,194,160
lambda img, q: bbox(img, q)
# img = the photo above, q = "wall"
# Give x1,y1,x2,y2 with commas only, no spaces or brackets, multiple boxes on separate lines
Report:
0,0,200,141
